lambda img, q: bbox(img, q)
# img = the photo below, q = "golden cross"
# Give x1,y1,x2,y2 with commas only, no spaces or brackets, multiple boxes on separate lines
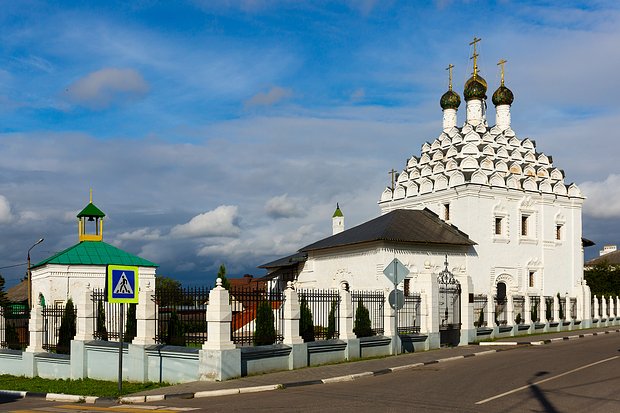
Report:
389,168,398,191
469,36,482,77
497,59,507,86
446,64,454,91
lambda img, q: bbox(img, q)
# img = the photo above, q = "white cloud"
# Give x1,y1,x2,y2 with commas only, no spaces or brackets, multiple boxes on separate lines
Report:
245,86,292,107
117,228,162,241
265,194,305,219
581,174,620,219
66,68,149,109
0,195,14,224
170,205,241,238
350,88,365,102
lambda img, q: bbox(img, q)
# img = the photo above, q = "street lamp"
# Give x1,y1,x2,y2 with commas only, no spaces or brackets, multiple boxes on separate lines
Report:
27,238,44,308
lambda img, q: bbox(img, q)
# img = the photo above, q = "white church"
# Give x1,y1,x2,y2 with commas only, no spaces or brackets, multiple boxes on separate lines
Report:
261,39,591,345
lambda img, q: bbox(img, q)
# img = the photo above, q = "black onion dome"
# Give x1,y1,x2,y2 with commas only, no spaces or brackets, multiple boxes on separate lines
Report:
463,74,487,101
440,90,461,110
492,85,514,106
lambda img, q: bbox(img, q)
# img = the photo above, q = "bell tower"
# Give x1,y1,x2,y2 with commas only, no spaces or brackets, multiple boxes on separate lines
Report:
77,190,106,242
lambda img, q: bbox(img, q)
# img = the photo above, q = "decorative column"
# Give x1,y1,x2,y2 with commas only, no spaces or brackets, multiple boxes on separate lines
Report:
524,295,532,325
485,294,494,329
553,295,560,323
339,283,359,359
539,295,547,330
282,282,306,369
416,266,439,350
133,285,156,346
456,273,474,345
602,296,608,324
25,303,45,353
383,292,398,355
616,296,620,322
74,287,94,341
199,278,240,381
506,294,514,335
593,295,599,325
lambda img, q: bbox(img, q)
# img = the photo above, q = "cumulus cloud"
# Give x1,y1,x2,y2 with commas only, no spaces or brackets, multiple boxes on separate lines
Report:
66,68,149,109
0,195,14,224
265,194,305,219
170,205,241,238
245,86,292,107
581,174,620,219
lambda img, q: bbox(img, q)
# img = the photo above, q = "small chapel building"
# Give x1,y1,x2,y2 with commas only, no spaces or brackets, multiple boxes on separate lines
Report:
261,40,591,345
30,194,157,307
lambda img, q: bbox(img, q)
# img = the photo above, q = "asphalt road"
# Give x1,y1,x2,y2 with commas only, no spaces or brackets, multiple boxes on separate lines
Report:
3,334,620,412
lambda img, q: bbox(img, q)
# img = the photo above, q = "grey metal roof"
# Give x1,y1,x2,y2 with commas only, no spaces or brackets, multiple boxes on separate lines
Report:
258,252,308,269
300,208,475,252
586,250,620,266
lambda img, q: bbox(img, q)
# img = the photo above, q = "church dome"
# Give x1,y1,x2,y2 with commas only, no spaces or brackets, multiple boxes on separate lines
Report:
440,90,461,110
463,75,487,101
492,85,514,106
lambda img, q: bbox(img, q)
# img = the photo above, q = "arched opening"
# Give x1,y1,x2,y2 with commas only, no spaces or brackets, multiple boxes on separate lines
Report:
496,282,507,304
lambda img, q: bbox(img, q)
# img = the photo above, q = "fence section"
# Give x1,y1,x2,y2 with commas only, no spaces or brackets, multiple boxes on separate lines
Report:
570,297,577,320
230,286,284,346
42,305,77,353
494,296,507,325
153,286,210,347
513,295,525,324
92,289,124,341
398,294,421,334
473,294,487,327
297,289,340,340
530,295,541,322
544,296,554,321
0,304,30,350
351,290,385,335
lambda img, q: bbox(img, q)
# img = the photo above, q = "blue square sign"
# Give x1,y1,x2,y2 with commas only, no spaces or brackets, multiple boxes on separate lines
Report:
107,265,139,303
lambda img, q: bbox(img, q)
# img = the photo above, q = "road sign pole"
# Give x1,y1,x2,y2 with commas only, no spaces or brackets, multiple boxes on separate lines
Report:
118,302,123,394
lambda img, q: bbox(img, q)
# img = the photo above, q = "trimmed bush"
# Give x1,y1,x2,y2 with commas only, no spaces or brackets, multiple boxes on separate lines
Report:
124,303,137,343
96,300,108,341
515,312,522,325
531,302,538,322
5,322,21,350
476,308,484,327
326,300,337,340
166,311,185,346
56,299,77,354
353,299,373,338
299,296,315,342
253,301,276,346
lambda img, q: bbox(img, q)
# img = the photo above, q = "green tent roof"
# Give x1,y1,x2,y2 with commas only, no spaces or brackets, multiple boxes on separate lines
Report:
31,241,157,269
77,202,106,218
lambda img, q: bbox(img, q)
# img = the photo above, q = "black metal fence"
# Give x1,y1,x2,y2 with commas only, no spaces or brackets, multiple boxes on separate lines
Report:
230,286,284,346
544,296,554,321
92,289,124,341
42,304,77,353
570,297,577,320
398,294,421,334
351,290,385,335
530,296,541,322
297,289,340,340
0,305,30,350
559,297,566,320
473,295,487,327
494,296,507,325
513,296,525,324
153,286,210,347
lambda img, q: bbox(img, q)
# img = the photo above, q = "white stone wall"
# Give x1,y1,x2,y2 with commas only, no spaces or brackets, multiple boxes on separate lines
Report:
31,264,156,305
380,185,584,298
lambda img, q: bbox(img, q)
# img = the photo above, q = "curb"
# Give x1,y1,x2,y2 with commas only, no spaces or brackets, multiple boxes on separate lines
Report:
476,328,620,346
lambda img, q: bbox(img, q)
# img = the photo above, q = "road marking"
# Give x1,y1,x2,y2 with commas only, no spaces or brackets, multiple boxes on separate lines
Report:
475,355,619,405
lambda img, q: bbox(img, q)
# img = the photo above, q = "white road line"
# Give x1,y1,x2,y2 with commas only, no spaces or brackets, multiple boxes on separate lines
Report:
475,355,619,405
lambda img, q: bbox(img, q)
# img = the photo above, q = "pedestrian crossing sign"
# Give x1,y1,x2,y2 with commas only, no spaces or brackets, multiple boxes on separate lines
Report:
107,265,139,303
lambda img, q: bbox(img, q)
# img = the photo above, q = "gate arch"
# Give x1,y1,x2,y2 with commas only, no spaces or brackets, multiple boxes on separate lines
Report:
437,257,461,346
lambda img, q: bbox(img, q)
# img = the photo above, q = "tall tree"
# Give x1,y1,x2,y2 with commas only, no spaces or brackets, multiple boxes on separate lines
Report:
56,299,77,354
299,296,315,342
216,264,231,291
353,299,373,338
253,301,276,346
124,303,137,343
0,273,7,307
155,275,186,306
96,299,108,341
585,263,620,297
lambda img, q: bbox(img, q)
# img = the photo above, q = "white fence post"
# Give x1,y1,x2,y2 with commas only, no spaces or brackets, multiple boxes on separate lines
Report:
282,282,303,345
74,287,94,341
25,303,44,353
133,286,156,346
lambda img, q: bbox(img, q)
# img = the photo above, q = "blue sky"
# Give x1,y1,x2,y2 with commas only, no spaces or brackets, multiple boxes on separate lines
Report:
1,1,619,287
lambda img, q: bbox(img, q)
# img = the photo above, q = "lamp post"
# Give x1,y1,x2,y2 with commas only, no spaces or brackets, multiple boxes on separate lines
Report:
27,238,44,308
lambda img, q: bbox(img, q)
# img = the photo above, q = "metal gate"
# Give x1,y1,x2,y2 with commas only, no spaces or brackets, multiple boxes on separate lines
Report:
438,257,461,346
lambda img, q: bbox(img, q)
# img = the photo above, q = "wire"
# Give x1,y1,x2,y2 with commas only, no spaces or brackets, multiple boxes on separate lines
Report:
0,262,26,270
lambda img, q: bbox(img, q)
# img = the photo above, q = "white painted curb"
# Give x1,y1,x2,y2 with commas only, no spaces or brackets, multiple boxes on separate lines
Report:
238,384,280,394
194,388,240,398
46,393,84,403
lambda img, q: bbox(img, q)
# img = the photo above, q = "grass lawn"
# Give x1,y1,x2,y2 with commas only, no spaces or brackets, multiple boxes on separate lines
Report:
0,375,169,398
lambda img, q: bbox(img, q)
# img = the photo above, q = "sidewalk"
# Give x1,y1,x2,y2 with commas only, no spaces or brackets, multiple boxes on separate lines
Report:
123,326,620,403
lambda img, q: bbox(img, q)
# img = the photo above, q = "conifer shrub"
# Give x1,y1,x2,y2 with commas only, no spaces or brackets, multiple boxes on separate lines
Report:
531,302,538,322
124,303,137,343
5,322,21,350
56,299,76,354
545,297,553,321
253,301,276,346
476,307,484,327
326,300,337,340
96,300,108,341
557,293,564,320
353,299,373,338
166,310,185,346
515,312,522,325
299,296,315,342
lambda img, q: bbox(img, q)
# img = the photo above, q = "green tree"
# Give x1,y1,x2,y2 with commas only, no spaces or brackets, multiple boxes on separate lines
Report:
216,264,231,291
585,263,620,297
299,296,315,342
166,310,186,346
56,299,77,354
124,303,137,343
96,299,108,341
253,301,276,346
155,275,187,306
326,300,337,340
0,273,7,307
353,299,373,338
5,322,21,350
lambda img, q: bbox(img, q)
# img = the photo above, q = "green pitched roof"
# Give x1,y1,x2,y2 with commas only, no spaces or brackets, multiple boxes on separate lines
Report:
77,202,106,218
31,241,157,269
